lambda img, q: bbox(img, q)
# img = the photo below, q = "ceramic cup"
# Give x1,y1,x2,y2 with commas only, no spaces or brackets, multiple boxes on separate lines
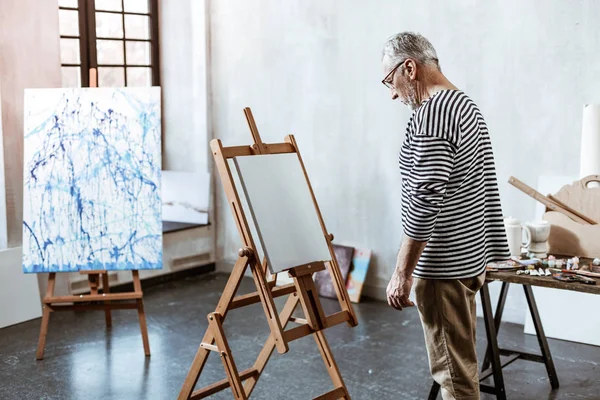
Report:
525,220,551,243
504,217,531,257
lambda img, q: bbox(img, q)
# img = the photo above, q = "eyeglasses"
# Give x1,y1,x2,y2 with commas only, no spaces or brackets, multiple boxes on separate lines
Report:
382,59,406,89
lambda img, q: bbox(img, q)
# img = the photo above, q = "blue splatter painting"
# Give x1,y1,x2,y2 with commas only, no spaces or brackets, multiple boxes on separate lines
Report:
22,88,162,273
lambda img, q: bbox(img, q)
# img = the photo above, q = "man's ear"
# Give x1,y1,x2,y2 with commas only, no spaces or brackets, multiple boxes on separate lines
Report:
405,59,417,80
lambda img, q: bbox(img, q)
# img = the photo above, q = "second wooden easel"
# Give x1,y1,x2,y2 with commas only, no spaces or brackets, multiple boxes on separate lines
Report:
35,68,150,360
178,108,359,399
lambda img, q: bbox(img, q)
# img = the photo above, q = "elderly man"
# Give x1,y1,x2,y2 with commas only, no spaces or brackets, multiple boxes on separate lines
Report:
381,32,510,400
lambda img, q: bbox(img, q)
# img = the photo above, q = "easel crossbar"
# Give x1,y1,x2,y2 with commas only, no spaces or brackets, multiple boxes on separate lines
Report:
190,368,260,400
228,283,296,310
47,303,138,312
283,311,350,343
43,292,142,303
221,143,295,158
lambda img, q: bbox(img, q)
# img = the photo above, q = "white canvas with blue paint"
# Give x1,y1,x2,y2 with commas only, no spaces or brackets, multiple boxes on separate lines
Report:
22,88,162,273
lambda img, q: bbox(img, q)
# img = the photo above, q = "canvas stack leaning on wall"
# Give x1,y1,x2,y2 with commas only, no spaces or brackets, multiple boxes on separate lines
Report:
22,88,163,273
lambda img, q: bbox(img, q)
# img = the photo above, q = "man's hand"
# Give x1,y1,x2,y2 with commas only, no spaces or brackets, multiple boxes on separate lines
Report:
386,271,414,311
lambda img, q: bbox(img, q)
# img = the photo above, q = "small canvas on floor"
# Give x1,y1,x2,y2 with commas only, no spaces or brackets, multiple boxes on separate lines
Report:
346,248,371,303
22,88,162,273
314,244,354,299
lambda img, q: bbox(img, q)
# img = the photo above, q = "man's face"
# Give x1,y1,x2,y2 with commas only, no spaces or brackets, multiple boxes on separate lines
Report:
382,56,419,110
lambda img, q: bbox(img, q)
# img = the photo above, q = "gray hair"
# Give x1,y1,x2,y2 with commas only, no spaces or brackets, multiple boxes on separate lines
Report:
382,32,440,71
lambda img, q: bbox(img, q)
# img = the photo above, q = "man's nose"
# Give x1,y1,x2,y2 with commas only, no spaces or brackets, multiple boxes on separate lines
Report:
391,88,398,100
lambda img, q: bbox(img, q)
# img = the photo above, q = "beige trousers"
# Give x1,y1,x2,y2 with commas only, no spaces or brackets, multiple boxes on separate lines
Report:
414,273,486,400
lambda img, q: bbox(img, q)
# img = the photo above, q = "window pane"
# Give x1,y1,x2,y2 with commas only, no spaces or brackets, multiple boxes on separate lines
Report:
60,38,81,64
98,67,125,86
58,9,79,36
96,12,123,38
124,15,150,39
97,40,124,64
95,0,122,11
61,67,81,88
59,0,78,7
127,67,151,86
124,0,149,13
125,41,150,65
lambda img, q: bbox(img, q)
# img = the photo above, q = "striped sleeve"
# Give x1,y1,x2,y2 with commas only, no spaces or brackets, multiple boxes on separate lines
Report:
403,135,457,242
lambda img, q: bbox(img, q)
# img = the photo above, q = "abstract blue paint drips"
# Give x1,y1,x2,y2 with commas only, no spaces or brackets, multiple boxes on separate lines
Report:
22,88,162,273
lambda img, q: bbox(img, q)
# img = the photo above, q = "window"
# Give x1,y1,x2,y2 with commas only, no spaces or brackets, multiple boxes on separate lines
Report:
58,0,160,87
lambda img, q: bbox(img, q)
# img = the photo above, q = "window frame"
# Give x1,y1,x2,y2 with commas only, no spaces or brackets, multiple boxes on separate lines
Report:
59,0,160,87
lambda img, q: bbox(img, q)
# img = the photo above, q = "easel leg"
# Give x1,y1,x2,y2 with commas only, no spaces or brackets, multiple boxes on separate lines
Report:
480,283,507,400
313,330,350,399
133,270,150,356
523,284,559,389
178,255,252,400
248,258,287,354
210,313,247,400
244,294,299,397
36,305,51,360
36,273,56,360
102,272,112,328
482,282,509,372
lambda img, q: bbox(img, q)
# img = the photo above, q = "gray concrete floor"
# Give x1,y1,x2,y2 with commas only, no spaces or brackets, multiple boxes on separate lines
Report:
1,273,599,399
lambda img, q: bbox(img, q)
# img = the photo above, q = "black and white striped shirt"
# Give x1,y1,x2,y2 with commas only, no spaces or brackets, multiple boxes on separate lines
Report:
399,90,510,279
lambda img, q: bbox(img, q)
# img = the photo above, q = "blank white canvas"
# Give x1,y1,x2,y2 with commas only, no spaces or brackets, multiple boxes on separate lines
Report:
162,171,209,224
234,154,331,273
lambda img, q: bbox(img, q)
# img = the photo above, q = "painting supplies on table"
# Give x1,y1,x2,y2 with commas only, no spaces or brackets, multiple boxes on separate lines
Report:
552,272,597,285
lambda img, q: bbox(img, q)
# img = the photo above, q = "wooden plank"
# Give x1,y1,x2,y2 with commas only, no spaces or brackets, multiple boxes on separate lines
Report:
547,194,597,224
43,292,142,303
508,176,589,224
228,283,296,310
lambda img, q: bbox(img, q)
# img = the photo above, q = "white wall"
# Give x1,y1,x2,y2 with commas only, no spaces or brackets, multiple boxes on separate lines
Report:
209,0,600,324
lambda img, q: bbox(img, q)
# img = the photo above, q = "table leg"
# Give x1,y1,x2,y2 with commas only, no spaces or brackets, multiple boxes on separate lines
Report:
480,282,507,400
523,284,559,389
482,281,510,372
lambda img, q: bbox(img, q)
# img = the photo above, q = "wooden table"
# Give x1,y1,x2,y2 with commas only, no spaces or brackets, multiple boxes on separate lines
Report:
429,268,600,400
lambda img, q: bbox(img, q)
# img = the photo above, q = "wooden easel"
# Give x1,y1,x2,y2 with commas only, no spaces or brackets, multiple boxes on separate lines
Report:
178,108,358,400
36,270,150,360
35,68,150,360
